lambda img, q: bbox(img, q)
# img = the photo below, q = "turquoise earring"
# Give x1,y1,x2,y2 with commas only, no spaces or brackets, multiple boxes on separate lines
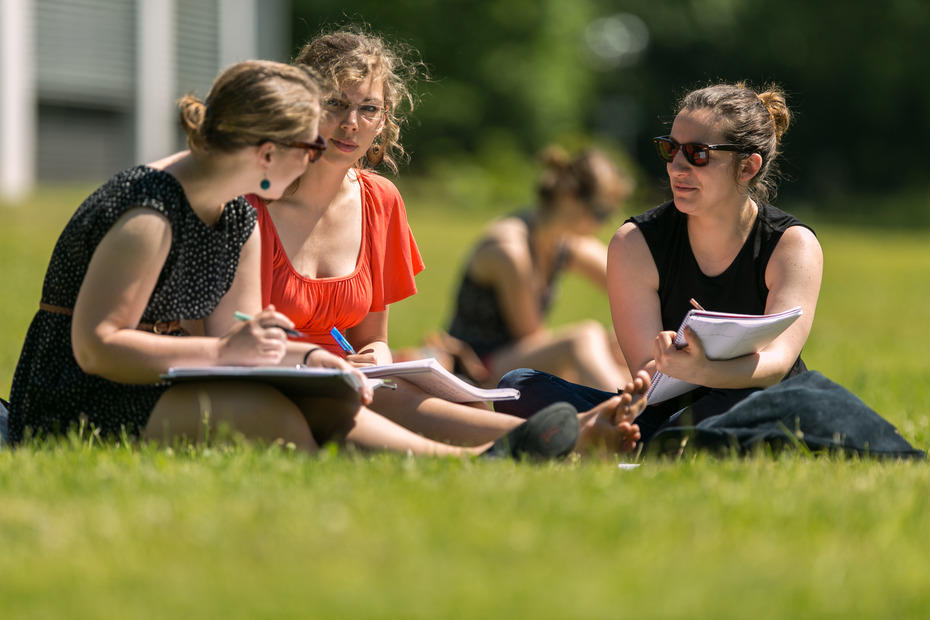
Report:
260,177,270,191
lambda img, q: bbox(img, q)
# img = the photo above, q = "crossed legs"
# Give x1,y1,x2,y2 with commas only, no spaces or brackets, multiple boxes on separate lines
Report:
365,372,649,456
143,372,649,458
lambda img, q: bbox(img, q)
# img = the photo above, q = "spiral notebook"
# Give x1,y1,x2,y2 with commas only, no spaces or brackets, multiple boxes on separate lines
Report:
645,306,803,406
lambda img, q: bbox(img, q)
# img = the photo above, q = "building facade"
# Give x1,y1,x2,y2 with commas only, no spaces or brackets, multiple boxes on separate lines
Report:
1,0,290,201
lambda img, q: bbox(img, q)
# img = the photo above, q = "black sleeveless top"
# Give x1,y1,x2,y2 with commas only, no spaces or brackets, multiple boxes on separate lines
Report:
447,211,569,358
628,200,814,378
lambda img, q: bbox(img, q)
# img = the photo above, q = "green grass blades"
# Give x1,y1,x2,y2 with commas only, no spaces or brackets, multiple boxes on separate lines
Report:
3,186,930,618
2,447,930,618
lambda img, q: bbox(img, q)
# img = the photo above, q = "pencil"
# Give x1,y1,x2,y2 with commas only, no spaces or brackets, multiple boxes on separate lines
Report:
233,311,301,338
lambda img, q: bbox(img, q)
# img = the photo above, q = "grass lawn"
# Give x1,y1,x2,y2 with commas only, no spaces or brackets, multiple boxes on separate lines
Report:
2,182,930,618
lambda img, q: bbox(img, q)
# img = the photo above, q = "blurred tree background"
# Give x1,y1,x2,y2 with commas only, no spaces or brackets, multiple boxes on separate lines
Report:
291,0,929,216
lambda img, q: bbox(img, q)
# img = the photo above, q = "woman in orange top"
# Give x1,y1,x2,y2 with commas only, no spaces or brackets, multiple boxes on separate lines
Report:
248,28,649,455
252,167,422,358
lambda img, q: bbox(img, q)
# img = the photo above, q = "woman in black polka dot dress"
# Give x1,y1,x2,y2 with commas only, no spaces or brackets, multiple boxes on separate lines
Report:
7,60,335,447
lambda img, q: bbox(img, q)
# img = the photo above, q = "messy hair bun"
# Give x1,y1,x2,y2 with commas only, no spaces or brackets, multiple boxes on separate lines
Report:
758,88,791,142
537,146,632,213
178,95,209,152
537,145,572,204
178,60,322,154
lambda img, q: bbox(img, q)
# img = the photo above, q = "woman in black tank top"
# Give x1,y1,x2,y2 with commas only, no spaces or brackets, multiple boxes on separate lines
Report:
497,83,823,446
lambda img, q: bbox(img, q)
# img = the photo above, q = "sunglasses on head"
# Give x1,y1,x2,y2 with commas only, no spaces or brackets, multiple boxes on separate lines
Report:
653,136,744,167
280,135,327,163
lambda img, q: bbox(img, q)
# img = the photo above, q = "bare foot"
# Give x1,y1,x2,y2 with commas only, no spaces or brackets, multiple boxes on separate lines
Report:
575,370,650,456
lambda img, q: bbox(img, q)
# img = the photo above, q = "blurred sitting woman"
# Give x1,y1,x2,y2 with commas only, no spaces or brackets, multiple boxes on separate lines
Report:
447,146,635,392
497,82,823,444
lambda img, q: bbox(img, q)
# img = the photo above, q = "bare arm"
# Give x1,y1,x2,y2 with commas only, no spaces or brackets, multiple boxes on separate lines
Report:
204,226,264,336
345,309,393,366
607,222,663,377
71,210,289,384
565,234,609,290
468,222,546,340
652,226,823,389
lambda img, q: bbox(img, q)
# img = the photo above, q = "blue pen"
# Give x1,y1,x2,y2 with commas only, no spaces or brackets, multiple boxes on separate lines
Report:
330,326,356,355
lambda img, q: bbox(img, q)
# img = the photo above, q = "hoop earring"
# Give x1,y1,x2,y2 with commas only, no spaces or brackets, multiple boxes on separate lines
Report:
260,177,271,191
365,143,384,166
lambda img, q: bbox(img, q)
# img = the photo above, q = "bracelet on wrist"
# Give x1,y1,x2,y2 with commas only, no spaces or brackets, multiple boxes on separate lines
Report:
301,346,323,367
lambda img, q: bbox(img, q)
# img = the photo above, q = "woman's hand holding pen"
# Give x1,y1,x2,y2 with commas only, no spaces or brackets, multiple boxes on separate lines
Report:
301,346,374,405
218,305,293,366
653,326,709,385
344,351,379,367
651,298,710,383
329,326,378,368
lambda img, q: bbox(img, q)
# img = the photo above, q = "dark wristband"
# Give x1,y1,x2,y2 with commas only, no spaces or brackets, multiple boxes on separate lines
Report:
301,346,323,367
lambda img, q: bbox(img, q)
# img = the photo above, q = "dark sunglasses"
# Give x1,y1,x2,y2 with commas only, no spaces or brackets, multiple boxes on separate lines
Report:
653,136,744,167
281,135,327,163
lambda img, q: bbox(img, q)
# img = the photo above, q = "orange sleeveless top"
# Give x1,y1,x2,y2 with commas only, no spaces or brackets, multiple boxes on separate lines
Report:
247,171,424,356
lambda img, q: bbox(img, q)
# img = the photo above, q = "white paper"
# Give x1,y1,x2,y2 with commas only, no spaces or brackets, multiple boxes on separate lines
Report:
161,365,382,398
361,358,520,402
645,306,802,405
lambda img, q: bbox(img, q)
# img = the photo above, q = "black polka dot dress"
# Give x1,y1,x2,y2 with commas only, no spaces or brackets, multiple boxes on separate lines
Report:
8,166,256,442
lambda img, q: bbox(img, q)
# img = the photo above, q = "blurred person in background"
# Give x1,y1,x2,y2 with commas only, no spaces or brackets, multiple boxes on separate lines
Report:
446,146,634,392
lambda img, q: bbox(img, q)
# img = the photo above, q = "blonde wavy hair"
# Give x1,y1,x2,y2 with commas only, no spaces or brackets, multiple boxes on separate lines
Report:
294,27,427,174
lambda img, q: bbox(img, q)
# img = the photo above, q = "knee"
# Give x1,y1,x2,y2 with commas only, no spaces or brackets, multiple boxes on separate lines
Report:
498,368,547,390
296,396,363,445
495,368,549,418
496,368,581,419
269,406,318,451
568,320,608,355
149,382,316,451
227,385,318,451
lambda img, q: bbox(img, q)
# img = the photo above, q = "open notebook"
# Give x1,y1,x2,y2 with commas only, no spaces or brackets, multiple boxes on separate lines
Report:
361,358,519,403
162,358,519,404
161,366,382,400
646,306,803,405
